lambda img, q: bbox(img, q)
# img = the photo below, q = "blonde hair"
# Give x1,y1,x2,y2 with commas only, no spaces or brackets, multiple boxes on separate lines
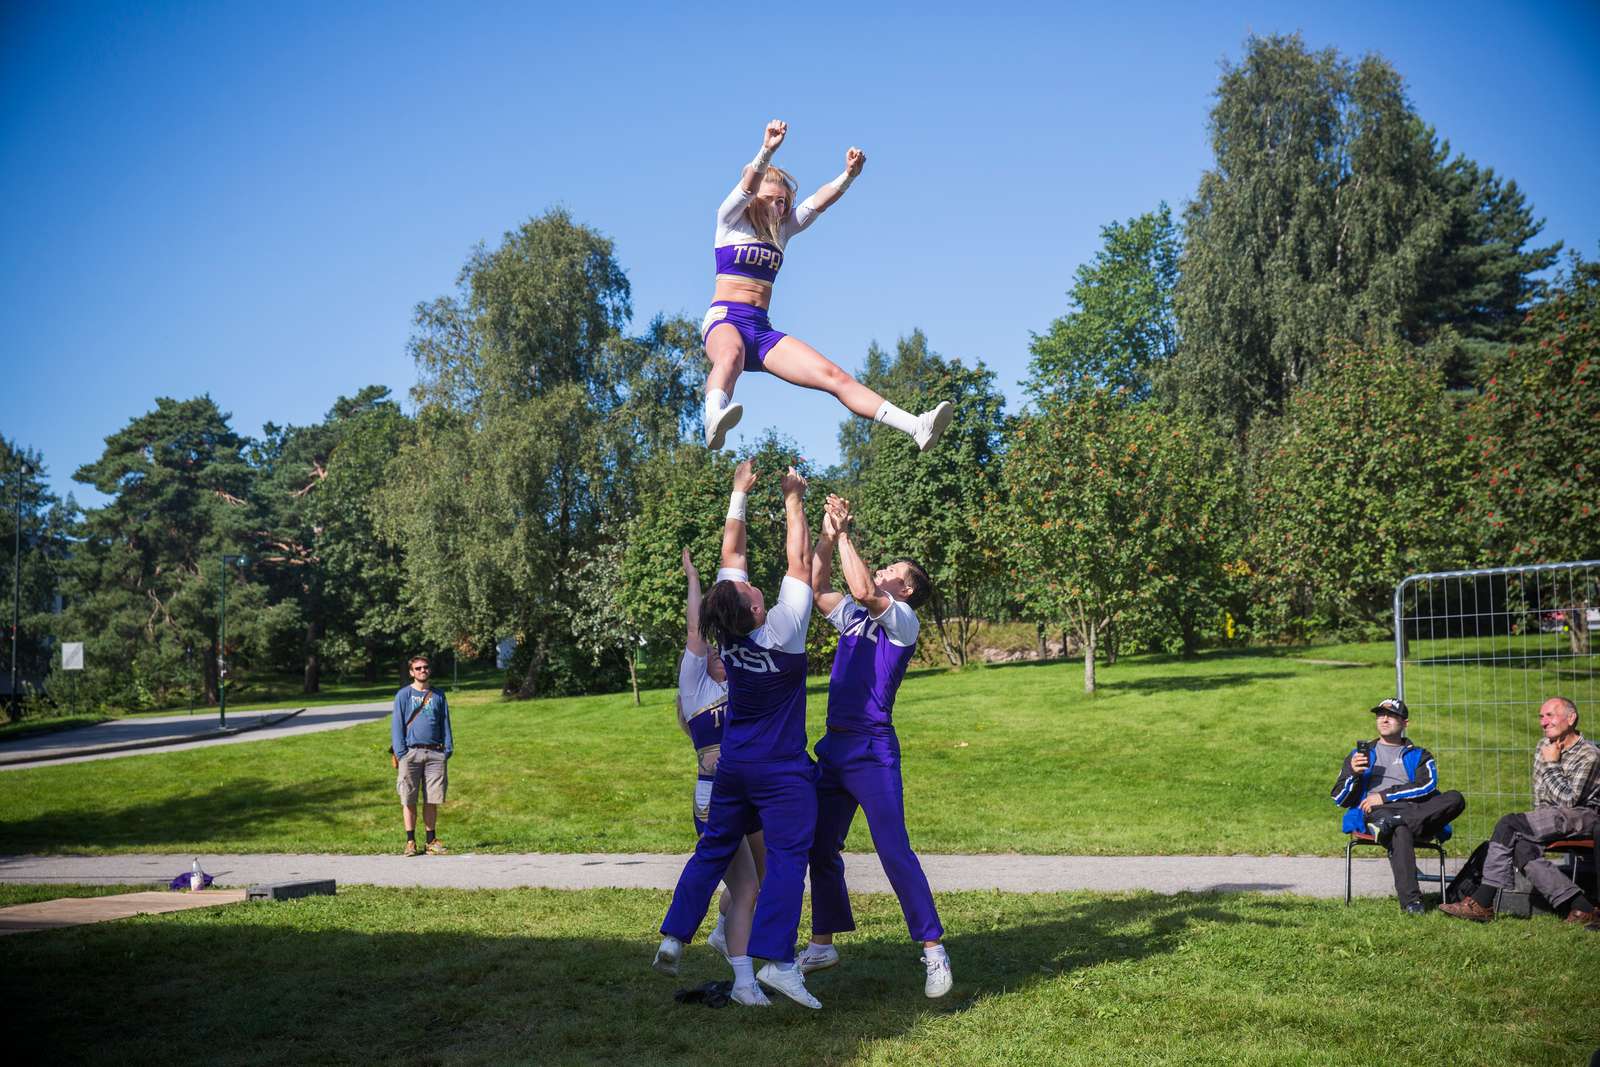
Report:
744,166,797,246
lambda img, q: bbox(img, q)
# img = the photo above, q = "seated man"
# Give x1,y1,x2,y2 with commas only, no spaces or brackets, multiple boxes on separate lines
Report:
1331,697,1465,914
1441,696,1599,924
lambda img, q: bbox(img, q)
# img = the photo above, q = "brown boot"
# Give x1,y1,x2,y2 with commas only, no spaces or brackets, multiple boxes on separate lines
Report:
1562,907,1597,925
1439,897,1495,922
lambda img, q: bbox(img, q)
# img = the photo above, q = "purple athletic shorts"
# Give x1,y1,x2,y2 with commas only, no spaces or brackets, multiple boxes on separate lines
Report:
702,301,787,371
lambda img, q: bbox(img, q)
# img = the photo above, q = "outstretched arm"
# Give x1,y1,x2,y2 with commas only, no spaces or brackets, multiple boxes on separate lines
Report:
833,496,892,618
684,548,709,656
741,120,787,194
810,504,845,616
782,467,810,583
720,460,757,577
800,146,866,215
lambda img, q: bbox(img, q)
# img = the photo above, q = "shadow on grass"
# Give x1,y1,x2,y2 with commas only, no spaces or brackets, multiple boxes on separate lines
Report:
1092,671,1295,694
4,777,371,853
7,891,1298,1067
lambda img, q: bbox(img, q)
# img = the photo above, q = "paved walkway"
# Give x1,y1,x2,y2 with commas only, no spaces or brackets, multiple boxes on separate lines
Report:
0,851,1433,899
0,701,391,770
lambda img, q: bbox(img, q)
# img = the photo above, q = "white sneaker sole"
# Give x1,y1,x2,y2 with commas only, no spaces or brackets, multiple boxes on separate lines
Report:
915,401,954,453
706,402,743,450
755,963,822,1009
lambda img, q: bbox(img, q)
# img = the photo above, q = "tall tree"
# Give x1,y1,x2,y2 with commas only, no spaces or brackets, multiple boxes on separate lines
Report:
1027,204,1179,404
379,210,698,698
840,336,1007,665
59,397,297,709
1172,34,1559,441
0,439,74,712
1248,342,1474,638
1468,255,1600,651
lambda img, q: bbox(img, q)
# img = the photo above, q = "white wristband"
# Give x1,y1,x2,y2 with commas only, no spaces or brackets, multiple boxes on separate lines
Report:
750,146,774,175
830,169,855,194
727,491,747,522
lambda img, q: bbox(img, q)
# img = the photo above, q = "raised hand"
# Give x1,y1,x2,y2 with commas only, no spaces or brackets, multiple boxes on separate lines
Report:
682,547,697,577
826,494,852,530
733,459,757,493
764,119,788,152
781,466,808,499
821,507,843,541
844,146,866,176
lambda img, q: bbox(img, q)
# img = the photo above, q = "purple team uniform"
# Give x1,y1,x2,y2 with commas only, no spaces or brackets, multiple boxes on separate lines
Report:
661,575,816,962
699,181,821,370
677,649,728,836
808,594,944,943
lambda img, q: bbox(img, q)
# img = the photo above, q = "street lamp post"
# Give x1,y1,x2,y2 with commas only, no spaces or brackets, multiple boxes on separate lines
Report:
10,458,34,718
218,554,246,729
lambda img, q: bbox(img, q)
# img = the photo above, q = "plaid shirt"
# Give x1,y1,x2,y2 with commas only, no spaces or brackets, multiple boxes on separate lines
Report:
1532,735,1600,812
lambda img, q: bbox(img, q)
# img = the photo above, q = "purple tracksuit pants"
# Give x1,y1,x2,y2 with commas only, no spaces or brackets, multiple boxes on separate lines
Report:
808,729,943,942
660,757,817,962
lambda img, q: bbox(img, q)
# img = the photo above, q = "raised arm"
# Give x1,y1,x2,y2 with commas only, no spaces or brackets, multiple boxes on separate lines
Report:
743,121,787,193
833,496,893,618
801,146,866,215
683,548,709,656
781,467,810,583
810,503,846,616
719,460,757,577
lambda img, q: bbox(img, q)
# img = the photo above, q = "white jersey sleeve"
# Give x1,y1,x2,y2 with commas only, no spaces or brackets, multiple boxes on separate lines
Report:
716,567,749,584
717,182,753,226
825,594,861,634
782,198,821,241
869,597,921,648
752,575,813,654
677,649,726,720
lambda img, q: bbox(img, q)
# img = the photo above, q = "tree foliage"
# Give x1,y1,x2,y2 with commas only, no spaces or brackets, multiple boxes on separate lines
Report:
1248,343,1474,638
1027,204,1179,404
1172,34,1559,441
0,438,75,708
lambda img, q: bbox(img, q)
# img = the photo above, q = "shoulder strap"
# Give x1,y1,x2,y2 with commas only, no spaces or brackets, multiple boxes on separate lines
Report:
403,689,432,732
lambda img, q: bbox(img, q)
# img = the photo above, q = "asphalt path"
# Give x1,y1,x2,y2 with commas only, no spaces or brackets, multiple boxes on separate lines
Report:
0,851,1426,899
0,701,391,770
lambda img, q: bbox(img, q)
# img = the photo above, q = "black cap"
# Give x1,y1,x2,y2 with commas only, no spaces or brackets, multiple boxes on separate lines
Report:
1370,698,1409,720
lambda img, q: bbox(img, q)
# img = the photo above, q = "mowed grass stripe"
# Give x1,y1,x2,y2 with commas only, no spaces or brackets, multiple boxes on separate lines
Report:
0,645,1543,857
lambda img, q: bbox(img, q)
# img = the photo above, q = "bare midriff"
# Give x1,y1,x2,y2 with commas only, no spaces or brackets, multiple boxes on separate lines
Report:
713,277,773,310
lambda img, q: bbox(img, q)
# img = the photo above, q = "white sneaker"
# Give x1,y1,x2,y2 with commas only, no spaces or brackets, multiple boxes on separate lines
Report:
922,952,953,998
795,942,840,975
652,936,682,977
913,401,954,452
730,982,771,1007
755,962,822,1009
705,401,744,450
707,922,730,963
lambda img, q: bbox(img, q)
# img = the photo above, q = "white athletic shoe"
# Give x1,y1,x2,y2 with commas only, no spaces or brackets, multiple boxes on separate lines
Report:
705,401,744,450
795,942,840,975
913,401,954,453
730,982,771,1007
652,935,683,977
755,962,822,1009
922,952,953,998
707,922,730,963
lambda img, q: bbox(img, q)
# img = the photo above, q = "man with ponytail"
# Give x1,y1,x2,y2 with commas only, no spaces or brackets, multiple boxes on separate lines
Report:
655,460,825,1009
700,118,953,453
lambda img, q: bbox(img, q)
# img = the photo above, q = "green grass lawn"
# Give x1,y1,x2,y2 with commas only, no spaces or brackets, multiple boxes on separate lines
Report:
5,885,1597,1066
0,644,1573,856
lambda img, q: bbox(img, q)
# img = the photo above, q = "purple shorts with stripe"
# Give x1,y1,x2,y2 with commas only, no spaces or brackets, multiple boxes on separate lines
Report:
702,301,787,371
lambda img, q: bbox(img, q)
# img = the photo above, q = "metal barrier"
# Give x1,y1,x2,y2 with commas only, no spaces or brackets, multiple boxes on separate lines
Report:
1393,560,1599,844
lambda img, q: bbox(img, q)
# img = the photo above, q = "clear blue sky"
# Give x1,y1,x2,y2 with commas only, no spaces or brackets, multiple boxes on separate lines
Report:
4,1,1598,506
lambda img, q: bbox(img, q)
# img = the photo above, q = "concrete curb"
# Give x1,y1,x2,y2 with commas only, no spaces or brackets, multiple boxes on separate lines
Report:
0,708,308,767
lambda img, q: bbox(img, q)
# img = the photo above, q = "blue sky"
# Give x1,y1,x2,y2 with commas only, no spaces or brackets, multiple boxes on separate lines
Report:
3,1,1598,506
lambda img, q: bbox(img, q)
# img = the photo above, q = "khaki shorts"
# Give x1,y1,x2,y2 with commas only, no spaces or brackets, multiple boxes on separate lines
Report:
397,747,448,805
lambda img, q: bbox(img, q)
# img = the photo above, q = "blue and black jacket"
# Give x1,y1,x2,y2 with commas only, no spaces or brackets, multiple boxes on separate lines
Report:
1330,739,1441,834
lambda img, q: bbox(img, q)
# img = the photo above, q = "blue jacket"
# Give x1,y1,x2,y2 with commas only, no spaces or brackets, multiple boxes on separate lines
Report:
392,686,452,758
1330,739,1448,836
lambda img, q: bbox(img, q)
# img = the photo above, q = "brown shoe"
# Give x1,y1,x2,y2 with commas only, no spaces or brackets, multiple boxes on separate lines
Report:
425,839,448,855
1562,907,1597,924
402,840,418,857
1439,897,1495,922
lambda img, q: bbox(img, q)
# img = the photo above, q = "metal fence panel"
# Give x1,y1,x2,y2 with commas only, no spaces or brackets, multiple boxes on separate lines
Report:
1393,560,1599,845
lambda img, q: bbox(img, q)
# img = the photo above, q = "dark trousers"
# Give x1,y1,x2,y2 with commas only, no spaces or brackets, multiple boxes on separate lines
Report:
1370,790,1466,907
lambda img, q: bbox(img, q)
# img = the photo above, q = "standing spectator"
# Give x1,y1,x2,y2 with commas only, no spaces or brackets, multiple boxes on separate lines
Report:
1441,697,1599,923
393,655,453,857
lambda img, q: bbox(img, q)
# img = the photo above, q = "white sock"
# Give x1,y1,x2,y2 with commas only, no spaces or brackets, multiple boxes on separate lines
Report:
660,934,682,954
771,959,798,973
712,914,726,939
731,954,754,985
873,400,920,437
923,943,948,962
804,940,829,954
706,389,731,420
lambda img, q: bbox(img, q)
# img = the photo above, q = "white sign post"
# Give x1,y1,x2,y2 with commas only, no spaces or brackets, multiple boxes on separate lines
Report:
61,643,84,671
